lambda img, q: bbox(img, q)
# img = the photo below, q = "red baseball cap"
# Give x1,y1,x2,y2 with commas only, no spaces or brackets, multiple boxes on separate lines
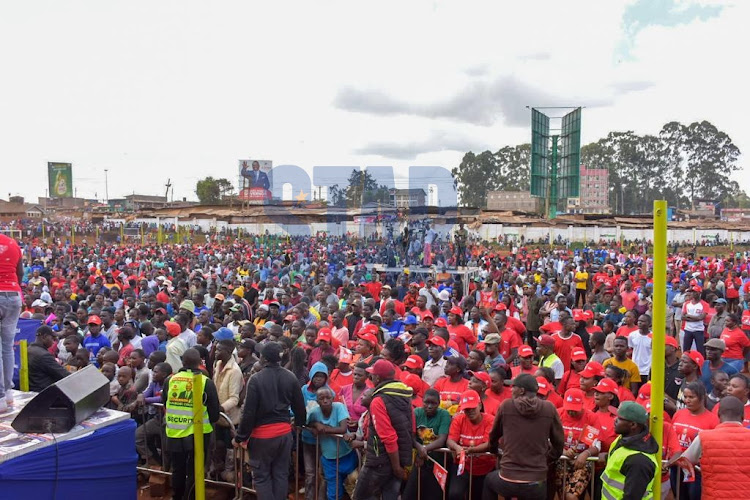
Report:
469,371,492,387
87,315,102,326
366,359,396,378
593,378,618,395
649,334,679,349
357,332,379,346
434,318,448,328
637,382,651,406
518,345,534,357
572,309,586,322
316,328,332,343
458,390,481,411
402,372,425,398
536,376,550,396
571,348,588,362
153,307,167,315
449,306,463,316
421,311,434,320
583,310,594,321
403,355,425,370
538,334,555,347
563,388,585,411
579,361,605,379
164,321,181,337
426,336,446,348
684,350,705,373
493,303,507,312
359,324,379,336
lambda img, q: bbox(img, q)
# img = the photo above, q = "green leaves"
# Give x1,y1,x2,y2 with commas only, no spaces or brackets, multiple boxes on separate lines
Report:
451,145,530,208
195,177,235,205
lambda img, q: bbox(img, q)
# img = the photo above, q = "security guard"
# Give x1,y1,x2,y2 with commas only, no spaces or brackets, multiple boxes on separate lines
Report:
162,348,220,500
601,401,659,500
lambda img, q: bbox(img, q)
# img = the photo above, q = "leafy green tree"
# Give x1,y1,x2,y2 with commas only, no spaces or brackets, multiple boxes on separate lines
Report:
195,177,234,204
452,151,498,208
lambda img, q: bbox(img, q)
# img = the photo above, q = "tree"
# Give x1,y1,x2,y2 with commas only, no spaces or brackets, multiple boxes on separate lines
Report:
335,169,392,208
452,151,498,208
495,144,531,191
195,177,235,204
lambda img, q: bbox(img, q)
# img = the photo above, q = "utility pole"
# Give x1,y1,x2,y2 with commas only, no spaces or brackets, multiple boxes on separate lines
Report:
104,169,109,204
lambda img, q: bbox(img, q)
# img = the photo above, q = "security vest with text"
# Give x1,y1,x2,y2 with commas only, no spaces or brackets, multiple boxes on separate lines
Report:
165,372,212,439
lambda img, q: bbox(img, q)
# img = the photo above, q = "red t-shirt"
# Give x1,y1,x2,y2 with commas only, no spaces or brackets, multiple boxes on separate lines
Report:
510,365,537,379
505,316,526,337
620,291,638,311
480,395,500,417
593,407,618,451
557,369,582,395
551,333,584,372
0,234,22,292
499,328,522,359
448,413,495,475
725,278,741,299
546,389,564,409
672,408,719,451
558,408,601,453
616,325,638,338
720,327,750,360
448,324,477,357
485,387,511,406
712,400,750,426
433,376,469,405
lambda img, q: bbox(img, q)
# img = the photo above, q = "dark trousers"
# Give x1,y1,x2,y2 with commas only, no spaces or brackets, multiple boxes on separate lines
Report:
448,463,485,500
353,462,402,500
247,433,294,500
482,471,546,500
683,329,705,357
404,459,446,499
170,434,211,500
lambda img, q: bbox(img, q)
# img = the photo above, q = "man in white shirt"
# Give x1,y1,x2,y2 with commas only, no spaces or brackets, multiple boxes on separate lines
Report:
629,315,653,382
419,277,440,309
422,337,448,387
683,289,706,355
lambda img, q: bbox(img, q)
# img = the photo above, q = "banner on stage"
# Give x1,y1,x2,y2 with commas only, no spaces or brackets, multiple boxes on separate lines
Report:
238,159,273,204
13,319,40,387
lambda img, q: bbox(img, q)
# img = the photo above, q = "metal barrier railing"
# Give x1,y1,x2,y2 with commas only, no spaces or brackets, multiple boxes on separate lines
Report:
136,411,696,500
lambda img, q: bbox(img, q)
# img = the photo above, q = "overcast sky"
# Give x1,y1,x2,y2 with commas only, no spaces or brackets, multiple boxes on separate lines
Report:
1,0,746,204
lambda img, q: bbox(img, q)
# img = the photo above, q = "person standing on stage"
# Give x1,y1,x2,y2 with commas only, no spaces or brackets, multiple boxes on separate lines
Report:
0,232,23,413
455,222,469,268
162,348,220,500
234,342,306,500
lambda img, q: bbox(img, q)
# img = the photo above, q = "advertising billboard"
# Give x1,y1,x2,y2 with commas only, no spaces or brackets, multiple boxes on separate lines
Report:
530,108,549,198
238,160,272,204
48,162,73,198
558,107,581,199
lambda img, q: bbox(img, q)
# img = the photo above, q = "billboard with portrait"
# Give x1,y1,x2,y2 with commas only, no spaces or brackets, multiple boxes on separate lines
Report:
238,159,272,204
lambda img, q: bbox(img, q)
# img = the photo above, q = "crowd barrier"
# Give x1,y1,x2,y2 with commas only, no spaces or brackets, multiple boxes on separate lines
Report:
136,408,697,500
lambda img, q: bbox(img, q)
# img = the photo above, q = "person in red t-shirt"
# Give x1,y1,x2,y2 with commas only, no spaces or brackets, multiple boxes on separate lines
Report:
511,345,537,378
591,378,619,452
725,271,742,313
468,371,500,417
720,314,750,370
485,366,512,406
578,361,605,412
433,355,470,408
446,390,494,499
447,306,476,356
552,317,585,371
615,311,638,338
557,388,601,499
558,348,587,394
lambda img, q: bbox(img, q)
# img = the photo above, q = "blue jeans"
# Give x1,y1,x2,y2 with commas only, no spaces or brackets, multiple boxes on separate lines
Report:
321,450,358,500
0,293,22,399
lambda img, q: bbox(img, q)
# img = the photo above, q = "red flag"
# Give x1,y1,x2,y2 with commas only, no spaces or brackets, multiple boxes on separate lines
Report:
433,461,448,492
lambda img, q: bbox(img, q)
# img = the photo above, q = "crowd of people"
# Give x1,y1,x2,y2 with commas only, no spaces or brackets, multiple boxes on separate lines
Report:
2,225,750,500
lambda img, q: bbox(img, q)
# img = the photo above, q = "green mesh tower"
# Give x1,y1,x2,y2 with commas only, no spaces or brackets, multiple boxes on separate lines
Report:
530,107,581,219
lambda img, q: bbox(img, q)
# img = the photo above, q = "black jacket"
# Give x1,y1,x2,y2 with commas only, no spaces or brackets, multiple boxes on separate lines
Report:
161,368,221,451
28,341,69,392
234,362,306,442
610,428,659,500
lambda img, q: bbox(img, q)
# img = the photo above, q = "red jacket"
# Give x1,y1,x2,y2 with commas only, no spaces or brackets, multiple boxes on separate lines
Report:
699,422,750,500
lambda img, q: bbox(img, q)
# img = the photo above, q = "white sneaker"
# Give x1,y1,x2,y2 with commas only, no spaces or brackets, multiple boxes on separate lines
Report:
0,399,8,414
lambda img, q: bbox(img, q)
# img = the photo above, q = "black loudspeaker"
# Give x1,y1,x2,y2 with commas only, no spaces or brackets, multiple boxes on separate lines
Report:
12,364,111,433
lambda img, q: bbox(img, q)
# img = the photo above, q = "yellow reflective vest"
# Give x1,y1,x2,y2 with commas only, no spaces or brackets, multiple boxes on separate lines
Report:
601,435,658,500
165,372,212,439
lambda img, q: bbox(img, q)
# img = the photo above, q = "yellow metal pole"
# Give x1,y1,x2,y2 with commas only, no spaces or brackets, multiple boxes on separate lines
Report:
651,200,667,500
731,231,734,252
158,223,163,245
96,225,99,241
19,339,29,391
71,225,75,244
192,373,206,500
141,224,145,246
42,223,45,241
120,223,124,246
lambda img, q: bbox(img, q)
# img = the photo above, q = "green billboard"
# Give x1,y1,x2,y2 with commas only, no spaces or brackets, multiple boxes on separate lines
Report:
530,108,550,198
558,107,581,199
48,162,73,198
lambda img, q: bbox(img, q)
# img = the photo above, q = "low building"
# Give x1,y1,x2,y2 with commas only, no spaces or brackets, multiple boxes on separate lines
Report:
0,201,46,221
486,191,541,212
124,194,168,211
721,208,750,222
389,188,426,208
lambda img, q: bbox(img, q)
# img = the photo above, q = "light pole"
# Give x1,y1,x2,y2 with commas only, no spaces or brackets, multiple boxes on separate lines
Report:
104,169,109,204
